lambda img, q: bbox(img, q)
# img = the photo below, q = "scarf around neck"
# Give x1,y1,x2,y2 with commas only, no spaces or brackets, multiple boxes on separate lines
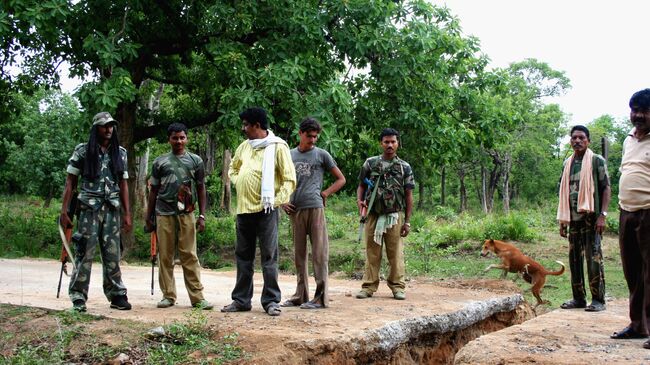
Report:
247,130,286,213
557,148,595,224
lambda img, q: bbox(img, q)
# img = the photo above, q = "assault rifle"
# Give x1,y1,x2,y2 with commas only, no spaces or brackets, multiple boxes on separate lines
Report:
357,176,381,243
56,192,77,298
144,216,157,295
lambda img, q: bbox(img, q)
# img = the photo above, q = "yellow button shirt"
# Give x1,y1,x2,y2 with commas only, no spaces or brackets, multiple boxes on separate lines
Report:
229,139,296,214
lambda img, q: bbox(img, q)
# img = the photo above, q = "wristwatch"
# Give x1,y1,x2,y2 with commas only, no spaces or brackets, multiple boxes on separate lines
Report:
600,211,608,217
198,214,206,220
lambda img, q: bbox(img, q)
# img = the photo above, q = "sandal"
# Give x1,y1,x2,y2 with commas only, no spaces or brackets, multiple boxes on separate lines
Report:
585,301,606,312
266,304,281,316
610,327,648,339
220,301,252,313
300,301,323,309
280,300,300,307
560,299,586,309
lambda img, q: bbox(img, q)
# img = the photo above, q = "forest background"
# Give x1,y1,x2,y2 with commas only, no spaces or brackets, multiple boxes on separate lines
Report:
0,0,633,306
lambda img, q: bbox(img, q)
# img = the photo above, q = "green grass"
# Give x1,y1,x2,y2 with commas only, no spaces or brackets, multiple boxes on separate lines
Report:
0,304,243,364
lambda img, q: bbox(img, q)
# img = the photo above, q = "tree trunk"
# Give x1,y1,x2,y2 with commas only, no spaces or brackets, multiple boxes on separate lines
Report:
116,101,138,258
418,181,425,209
502,152,511,214
486,152,503,213
458,166,467,212
220,149,232,212
440,165,446,206
134,142,149,214
134,83,163,224
481,165,488,214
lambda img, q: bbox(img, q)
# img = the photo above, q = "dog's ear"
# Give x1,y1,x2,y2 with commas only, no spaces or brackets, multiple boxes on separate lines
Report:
489,239,494,244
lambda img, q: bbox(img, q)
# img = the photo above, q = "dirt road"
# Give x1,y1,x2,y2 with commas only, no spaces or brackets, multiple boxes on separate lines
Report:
3,258,646,364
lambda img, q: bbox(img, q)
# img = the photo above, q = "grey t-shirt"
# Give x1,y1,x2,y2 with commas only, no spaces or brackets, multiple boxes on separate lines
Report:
290,146,336,210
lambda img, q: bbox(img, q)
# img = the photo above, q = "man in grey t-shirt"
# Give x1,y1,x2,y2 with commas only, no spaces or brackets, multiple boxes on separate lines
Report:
281,117,346,309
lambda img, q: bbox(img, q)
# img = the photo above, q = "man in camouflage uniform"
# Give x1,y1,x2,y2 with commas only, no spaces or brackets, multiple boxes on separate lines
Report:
59,112,132,312
356,128,415,300
145,123,212,310
557,125,610,312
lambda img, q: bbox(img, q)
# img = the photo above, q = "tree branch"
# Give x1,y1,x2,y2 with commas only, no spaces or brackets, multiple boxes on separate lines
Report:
133,110,222,143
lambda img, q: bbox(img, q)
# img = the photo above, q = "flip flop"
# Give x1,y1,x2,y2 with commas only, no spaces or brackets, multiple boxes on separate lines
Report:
299,301,323,309
560,299,586,309
266,304,281,316
280,300,299,307
585,302,606,312
610,327,648,339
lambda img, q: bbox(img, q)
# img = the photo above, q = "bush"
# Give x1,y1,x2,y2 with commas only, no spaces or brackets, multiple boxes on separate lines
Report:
0,196,60,259
432,205,457,221
483,213,540,242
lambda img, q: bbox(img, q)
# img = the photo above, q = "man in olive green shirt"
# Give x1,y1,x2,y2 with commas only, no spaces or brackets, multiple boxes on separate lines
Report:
145,123,212,310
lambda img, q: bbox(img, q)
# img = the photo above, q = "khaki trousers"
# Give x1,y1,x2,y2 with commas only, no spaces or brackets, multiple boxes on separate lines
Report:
361,213,405,293
156,214,204,304
287,208,329,306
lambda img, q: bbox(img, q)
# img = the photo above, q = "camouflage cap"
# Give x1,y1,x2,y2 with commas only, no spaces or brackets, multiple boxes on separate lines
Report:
92,112,118,126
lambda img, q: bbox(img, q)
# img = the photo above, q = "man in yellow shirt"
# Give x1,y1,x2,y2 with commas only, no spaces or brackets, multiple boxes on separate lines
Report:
221,107,296,316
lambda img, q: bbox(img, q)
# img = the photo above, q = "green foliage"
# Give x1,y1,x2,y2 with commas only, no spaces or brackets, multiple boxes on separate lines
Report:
0,196,60,259
0,89,83,201
145,310,243,364
483,213,541,242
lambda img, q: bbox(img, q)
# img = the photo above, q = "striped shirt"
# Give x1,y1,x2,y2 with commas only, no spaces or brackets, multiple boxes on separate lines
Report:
229,139,296,214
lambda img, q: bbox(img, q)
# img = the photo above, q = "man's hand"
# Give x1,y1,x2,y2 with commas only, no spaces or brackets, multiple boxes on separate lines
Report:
559,223,568,238
357,199,367,217
145,218,155,233
282,203,296,215
400,223,411,237
59,212,73,229
320,191,329,207
122,213,133,233
196,216,206,233
595,215,606,235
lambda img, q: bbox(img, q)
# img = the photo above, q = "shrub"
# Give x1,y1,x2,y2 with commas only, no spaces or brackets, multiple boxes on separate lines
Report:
432,205,457,221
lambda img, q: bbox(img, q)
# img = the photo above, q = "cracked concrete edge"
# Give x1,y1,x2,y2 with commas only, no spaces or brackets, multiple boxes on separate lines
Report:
355,294,525,352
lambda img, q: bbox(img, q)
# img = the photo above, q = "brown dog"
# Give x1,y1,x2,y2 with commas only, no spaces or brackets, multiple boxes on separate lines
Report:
481,239,565,307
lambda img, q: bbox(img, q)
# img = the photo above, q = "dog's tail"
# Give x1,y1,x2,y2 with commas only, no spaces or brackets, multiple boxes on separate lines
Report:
545,260,565,276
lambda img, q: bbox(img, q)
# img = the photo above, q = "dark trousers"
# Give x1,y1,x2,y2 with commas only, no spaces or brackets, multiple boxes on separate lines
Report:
619,209,650,335
231,210,281,310
568,218,605,303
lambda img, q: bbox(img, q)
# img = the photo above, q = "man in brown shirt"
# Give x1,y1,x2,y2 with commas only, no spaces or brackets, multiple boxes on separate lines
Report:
611,89,650,349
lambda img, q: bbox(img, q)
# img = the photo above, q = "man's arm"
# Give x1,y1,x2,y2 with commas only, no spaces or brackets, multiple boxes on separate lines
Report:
144,184,159,232
321,166,346,206
356,182,367,216
196,176,207,232
119,179,132,233
401,188,413,237
275,144,297,205
59,173,78,229
596,185,611,234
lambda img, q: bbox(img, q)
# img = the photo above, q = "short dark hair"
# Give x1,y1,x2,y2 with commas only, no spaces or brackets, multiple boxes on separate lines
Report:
379,128,400,141
630,89,650,110
570,125,590,141
299,117,321,133
239,107,268,130
167,122,188,137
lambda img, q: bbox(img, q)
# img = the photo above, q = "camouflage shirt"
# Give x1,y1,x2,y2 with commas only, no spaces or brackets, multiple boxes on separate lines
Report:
151,152,205,216
66,143,128,210
358,156,415,215
566,154,610,221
